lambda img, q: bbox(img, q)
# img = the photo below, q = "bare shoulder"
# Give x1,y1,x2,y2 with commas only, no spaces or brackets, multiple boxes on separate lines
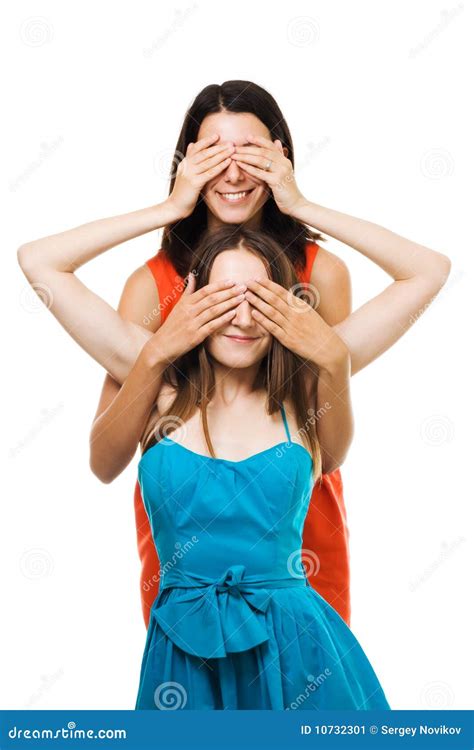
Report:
118,263,161,332
311,245,352,325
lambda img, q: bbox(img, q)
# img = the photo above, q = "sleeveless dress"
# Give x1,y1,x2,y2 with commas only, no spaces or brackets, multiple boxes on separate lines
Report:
134,242,351,630
136,406,390,711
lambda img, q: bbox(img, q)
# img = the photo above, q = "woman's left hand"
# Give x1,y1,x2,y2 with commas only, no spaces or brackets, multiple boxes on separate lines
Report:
231,135,306,215
244,278,349,374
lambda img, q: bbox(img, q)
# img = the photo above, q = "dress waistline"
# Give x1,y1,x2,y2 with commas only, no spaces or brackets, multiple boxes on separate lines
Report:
151,563,309,659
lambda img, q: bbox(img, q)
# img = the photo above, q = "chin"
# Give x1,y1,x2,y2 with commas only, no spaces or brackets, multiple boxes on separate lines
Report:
207,346,259,368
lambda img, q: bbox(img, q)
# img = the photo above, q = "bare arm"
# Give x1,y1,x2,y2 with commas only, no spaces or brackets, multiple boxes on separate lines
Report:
293,201,451,375
310,353,354,476
17,201,182,382
17,137,237,382
310,246,352,326
90,349,166,483
90,272,247,482
308,247,354,473
89,265,161,481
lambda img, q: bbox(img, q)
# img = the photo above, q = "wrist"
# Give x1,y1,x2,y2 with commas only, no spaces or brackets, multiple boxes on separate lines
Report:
139,339,169,374
280,190,308,218
290,197,321,226
164,195,195,222
159,197,187,225
318,345,351,380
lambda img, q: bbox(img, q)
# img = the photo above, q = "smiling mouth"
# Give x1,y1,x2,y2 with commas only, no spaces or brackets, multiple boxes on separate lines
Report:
224,334,259,343
216,188,255,204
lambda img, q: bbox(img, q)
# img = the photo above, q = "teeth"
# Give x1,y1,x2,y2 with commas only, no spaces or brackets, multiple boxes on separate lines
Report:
220,190,250,201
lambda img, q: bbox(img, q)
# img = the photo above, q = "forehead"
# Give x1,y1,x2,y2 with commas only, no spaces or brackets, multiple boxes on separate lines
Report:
208,249,269,284
197,111,270,145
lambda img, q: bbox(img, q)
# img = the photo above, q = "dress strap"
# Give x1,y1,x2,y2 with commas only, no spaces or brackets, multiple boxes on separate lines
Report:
280,405,292,444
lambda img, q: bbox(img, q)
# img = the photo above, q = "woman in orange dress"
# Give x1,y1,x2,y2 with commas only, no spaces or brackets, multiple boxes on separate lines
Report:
18,80,450,639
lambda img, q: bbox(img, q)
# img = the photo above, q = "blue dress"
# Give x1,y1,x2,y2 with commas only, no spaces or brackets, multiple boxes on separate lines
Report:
136,405,390,710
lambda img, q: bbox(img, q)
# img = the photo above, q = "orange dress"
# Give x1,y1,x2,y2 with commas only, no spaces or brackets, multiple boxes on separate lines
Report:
133,242,351,628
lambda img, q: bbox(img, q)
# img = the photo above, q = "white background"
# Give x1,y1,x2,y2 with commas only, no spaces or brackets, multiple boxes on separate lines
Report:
1,0,472,710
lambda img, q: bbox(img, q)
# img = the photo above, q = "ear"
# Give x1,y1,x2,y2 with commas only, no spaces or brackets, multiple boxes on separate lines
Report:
282,145,289,158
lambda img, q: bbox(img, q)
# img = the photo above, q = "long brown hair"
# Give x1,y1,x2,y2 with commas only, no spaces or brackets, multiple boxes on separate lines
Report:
161,80,325,278
142,225,322,483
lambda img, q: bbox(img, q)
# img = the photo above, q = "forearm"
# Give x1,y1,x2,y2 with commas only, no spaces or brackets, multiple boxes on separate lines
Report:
90,347,166,483
315,356,354,474
15,202,181,381
17,200,179,274
293,200,450,281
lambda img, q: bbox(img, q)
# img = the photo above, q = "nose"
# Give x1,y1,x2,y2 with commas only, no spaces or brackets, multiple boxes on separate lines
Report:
231,297,256,328
223,156,246,183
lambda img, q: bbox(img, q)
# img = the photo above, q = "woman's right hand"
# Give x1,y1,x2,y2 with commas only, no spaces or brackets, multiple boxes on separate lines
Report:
143,273,247,367
166,134,235,219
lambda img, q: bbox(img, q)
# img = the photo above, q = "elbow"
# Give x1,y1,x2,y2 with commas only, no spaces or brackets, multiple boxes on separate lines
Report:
426,252,452,291
321,450,346,475
320,433,353,475
17,243,34,276
89,450,119,484
17,241,44,280
89,459,117,485
89,435,132,484
322,458,343,475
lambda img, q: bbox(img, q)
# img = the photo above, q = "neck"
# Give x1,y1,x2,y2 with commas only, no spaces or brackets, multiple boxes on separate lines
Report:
209,358,263,407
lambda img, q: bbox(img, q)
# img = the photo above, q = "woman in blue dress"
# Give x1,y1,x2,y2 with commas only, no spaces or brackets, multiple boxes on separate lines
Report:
133,225,382,710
